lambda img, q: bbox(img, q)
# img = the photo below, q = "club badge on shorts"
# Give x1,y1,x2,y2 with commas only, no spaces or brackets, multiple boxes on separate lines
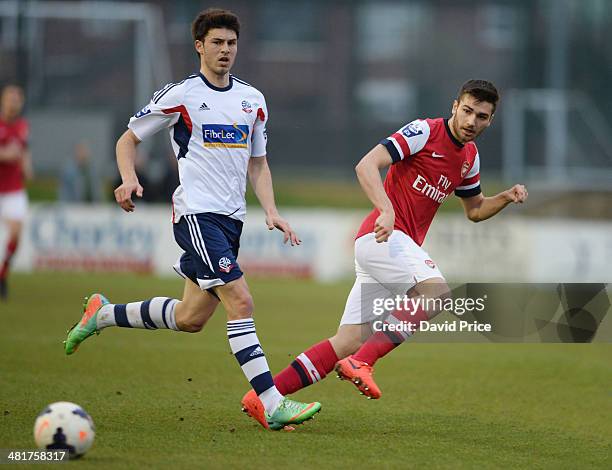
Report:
219,257,233,273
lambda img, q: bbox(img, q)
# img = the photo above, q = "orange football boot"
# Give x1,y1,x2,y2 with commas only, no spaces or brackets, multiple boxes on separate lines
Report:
241,390,296,431
241,389,269,429
334,356,382,399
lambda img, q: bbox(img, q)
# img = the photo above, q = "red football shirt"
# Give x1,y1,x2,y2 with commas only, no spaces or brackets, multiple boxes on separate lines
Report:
356,118,481,246
0,116,29,193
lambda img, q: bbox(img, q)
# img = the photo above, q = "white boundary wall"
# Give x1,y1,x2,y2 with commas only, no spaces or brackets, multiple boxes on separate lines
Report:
2,204,611,283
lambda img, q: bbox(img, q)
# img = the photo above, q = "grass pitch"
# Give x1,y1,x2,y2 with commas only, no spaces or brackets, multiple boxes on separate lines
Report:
0,273,610,469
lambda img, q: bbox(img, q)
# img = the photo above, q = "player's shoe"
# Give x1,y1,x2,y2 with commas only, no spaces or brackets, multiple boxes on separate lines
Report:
241,390,321,431
335,356,382,399
266,397,321,431
64,294,109,355
241,390,270,429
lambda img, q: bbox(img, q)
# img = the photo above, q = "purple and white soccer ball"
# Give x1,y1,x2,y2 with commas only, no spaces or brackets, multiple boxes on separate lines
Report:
33,401,95,458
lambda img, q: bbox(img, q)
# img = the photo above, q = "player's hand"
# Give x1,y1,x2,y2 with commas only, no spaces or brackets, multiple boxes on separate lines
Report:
504,184,528,204
114,180,143,212
266,213,301,246
374,210,395,243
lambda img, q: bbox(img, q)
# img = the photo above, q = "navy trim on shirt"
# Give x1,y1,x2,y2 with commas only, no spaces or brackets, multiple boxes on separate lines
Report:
153,74,197,104
380,139,402,164
231,75,253,87
444,119,464,148
199,72,233,92
455,185,482,198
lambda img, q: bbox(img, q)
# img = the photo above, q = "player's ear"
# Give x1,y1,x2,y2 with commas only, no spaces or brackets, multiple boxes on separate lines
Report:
194,40,204,55
451,100,458,116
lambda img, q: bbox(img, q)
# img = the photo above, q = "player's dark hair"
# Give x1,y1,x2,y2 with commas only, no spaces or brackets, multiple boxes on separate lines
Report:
457,80,499,113
191,8,240,42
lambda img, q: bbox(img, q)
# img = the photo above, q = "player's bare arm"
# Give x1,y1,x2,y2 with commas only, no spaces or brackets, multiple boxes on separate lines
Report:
247,156,300,246
114,129,144,212
0,141,23,162
355,144,395,243
21,150,33,180
460,184,528,222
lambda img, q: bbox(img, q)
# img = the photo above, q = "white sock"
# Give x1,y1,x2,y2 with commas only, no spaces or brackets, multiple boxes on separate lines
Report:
227,319,284,414
96,298,180,331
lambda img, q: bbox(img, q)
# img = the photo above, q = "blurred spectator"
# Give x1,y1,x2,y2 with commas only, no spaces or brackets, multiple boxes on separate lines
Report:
59,141,104,203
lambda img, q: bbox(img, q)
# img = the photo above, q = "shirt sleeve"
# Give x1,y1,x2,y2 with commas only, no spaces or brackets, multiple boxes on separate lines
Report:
128,83,186,141
251,95,268,158
379,119,431,164
454,152,482,198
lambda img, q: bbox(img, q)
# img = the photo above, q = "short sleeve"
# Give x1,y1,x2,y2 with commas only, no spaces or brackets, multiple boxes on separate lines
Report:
251,95,268,157
379,119,431,164
455,152,482,198
128,83,185,141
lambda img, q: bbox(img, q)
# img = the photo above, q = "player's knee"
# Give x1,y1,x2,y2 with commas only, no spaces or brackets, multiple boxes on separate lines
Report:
226,293,254,320
414,279,452,315
7,229,20,244
330,332,363,358
177,319,203,333
7,221,22,240
344,337,363,356
436,283,452,302
176,313,205,333
175,304,210,333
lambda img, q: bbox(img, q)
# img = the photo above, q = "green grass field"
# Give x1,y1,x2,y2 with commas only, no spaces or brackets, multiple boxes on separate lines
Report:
1,273,610,469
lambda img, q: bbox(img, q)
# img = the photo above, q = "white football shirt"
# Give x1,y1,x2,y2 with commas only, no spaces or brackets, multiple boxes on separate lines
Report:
128,73,268,222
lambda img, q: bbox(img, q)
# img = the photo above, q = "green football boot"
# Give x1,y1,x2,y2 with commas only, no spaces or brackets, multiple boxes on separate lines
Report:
265,397,322,431
64,294,109,355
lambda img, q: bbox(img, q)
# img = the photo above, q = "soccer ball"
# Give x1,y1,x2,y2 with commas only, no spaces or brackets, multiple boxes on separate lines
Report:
33,402,95,459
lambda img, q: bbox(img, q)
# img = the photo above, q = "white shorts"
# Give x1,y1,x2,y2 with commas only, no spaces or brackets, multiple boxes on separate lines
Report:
0,190,28,222
340,230,445,326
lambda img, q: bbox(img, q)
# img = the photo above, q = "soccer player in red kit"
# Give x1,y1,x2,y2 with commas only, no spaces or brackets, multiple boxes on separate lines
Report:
0,85,31,300
241,80,528,427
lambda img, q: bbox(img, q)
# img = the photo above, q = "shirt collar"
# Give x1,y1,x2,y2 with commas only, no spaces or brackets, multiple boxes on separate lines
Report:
198,72,233,92
444,118,464,148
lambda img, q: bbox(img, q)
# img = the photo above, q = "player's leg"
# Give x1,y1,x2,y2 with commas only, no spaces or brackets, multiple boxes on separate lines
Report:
336,278,449,398
0,190,27,300
172,213,320,429
240,265,386,425
335,231,450,398
64,227,222,355
240,326,363,429
216,275,321,430
0,219,21,299
173,278,219,332
64,274,220,355
94,275,219,332
350,278,449,366
269,266,388,396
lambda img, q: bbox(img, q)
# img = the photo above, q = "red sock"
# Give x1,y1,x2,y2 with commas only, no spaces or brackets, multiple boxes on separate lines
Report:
352,306,429,366
273,339,339,395
0,239,18,279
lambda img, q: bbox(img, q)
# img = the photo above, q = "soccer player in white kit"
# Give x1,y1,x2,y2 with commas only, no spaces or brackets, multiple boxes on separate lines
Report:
64,8,321,431
242,80,528,421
